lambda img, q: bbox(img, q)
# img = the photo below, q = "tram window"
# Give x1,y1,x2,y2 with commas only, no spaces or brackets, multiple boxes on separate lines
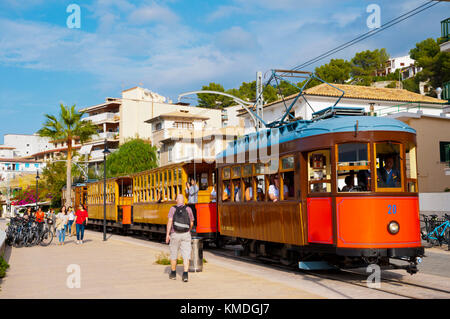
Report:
254,163,266,201
243,177,253,201
308,150,331,193
280,171,294,199
200,172,208,191
406,144,418,192
337,143,371,192
232,166,241,179
280,155,295,200
375,143,402,190
223,167,231,180
232,178,242,202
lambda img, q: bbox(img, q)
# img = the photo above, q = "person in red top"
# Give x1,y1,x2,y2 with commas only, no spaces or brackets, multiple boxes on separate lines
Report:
35,207,45,223
74,205,88,244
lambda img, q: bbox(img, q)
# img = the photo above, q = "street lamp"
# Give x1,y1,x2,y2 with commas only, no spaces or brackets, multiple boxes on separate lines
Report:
102,139,111,241
35,170,40,209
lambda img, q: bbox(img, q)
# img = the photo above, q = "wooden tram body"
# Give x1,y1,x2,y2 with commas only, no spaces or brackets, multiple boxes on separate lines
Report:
216,114,424,272
82,162,218,238
65,113,424,272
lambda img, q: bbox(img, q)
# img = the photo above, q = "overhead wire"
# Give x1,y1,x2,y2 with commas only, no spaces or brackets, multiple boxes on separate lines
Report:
288,0,440,72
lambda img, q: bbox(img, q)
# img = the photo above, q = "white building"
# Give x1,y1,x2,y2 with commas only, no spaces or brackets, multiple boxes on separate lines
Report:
80,86,243,167
376,55,420,79
0,134,52,158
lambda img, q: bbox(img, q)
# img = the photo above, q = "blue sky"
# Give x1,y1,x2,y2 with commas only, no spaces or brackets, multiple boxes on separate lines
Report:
0,0,448,143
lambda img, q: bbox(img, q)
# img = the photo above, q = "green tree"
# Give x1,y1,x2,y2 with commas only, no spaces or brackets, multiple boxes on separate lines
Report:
197,83,234,109
351,48,389,78
37,104,97,207
105,139,158,177
315,59,352,84
410,38,450,96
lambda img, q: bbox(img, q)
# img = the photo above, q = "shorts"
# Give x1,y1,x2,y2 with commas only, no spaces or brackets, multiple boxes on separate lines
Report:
169,231,192,261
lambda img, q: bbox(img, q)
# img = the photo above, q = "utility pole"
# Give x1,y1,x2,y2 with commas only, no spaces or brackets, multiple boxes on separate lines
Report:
256,71,264,130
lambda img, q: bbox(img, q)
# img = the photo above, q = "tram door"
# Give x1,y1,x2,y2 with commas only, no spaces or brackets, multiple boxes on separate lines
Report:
304,149,333,245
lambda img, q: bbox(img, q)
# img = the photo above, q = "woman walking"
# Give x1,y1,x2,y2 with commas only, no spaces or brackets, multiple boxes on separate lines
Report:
67,206,75,237
75,204,88,244
55,208,68,245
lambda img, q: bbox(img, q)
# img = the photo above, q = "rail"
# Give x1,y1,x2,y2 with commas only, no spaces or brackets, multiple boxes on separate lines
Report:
375,102,445,117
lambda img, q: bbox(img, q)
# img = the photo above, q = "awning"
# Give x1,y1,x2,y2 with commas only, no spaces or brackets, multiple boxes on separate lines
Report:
79,144,93,155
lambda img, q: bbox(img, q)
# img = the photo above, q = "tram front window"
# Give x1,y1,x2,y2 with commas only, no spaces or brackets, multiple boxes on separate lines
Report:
337,143,371,192
375,143,402,190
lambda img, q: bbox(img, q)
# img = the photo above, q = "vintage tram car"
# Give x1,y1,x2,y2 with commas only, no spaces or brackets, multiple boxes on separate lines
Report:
83,162,218,240
216,108,424,273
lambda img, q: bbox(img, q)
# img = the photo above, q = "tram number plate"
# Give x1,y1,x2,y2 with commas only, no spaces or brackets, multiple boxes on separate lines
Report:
388,204,397,214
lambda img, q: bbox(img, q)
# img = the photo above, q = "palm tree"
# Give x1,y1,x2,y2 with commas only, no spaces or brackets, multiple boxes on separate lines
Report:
38,104,97,207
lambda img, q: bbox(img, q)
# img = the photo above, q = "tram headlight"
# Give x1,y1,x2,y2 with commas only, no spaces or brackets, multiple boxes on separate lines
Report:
387,221,400,235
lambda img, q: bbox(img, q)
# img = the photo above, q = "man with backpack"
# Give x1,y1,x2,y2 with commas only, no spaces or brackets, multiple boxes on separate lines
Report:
166,194,194,282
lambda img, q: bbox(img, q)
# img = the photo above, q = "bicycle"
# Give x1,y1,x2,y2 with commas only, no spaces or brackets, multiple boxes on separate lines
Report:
426,214,450,247
421,214,440,243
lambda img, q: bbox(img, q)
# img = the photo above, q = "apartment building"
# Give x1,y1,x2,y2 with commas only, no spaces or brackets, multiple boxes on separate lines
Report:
80,87,244,167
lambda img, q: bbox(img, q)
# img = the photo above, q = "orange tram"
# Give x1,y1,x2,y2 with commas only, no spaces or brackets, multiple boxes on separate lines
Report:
66,110,424,273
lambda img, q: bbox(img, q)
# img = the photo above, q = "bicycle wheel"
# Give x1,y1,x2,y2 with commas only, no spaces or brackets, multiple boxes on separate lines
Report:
420,226,428,240
39,230,53,246
14,233,24,248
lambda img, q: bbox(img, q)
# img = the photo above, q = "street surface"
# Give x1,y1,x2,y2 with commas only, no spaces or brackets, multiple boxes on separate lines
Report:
0,219,449,299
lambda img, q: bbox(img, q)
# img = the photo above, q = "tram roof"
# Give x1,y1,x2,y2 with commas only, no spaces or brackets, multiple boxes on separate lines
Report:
217,115,415,159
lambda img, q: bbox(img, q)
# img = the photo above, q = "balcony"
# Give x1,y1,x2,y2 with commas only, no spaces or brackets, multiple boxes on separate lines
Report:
90,132,119,141
83,112,120,124
440,18,450,52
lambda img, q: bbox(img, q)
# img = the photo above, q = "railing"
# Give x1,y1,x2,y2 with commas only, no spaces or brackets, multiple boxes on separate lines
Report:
376,102,445,117
90,132,118,141
443,81,450,101
83,112,119,124
442,18,450,42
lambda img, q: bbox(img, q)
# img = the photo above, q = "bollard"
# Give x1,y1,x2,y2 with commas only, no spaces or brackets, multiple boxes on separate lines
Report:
189,237,203,272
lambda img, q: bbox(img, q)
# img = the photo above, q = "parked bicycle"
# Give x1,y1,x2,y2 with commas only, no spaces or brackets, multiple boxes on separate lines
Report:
426,214,450,247
421,214,441,243
5,216,53,247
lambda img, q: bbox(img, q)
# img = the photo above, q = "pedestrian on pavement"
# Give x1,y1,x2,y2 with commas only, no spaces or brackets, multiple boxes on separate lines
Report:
74,204,88,244
166,194,194,282
48,208,56,236
55,208,68,245
67,206,75,237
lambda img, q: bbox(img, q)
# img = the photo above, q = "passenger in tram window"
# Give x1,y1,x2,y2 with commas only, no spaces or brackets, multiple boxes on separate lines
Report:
234,182,241,202
357,170,371,191
268,175,287,202
223,182,231,202
377,155,401,188
244,180,253,201
210,183,217,203
342,176,357,192
185,179,199,204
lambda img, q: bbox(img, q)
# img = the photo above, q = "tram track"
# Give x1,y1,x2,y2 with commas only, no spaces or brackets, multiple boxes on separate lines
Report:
209,246,450,299
84,225,450,299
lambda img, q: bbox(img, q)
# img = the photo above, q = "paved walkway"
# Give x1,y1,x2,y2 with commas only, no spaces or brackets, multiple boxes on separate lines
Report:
0,221,320,299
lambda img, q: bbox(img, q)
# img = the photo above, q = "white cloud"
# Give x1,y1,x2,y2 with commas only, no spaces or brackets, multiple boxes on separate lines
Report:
128,3,179,25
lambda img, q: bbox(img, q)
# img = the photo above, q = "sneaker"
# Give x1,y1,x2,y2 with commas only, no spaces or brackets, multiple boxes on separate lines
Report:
182,272,188,282
169,270,176,280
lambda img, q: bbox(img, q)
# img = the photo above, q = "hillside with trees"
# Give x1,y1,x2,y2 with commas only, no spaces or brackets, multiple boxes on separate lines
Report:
197,38,449,107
